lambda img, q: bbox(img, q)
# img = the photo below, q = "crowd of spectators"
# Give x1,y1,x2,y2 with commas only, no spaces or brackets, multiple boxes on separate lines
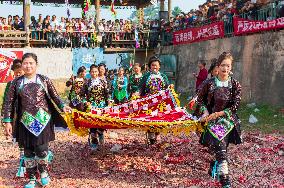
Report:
0,14,161,48
1,0,283,48
162,0,284,31
0,15,25,31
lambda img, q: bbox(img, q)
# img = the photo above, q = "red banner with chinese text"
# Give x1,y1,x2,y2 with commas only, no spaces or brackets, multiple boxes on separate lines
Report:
64,89,203,137
172,22,225,45
233,17,284,35
0,49,23,83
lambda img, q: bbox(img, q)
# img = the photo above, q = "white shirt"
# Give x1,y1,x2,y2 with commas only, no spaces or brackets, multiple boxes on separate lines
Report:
20,75,44,89
59,21,66,29
50,20,59,30
98,24,104,32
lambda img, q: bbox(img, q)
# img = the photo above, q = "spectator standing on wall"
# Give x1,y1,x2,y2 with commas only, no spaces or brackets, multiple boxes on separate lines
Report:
98,21,104,32
193,61,208,92
42,18,50,30
45,15,51,23
88,18,96,30
59,17,66,30
13,15,24,31
8,15,13,27
50,15,58,31
45,25,54,48
207,2,215,18
30,16,38,39
38,14,43,25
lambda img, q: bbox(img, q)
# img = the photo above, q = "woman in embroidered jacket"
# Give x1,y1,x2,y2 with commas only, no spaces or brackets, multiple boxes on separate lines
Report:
196,52,242,188
139,56,171,145
66,66,87,111
84,65,109,152
112,67,129,104
2,53,71,188
98,63,112,98
128,63,143,98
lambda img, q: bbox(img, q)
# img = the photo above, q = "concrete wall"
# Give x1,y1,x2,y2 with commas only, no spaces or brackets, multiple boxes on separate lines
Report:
0,48,153,98
134,50,156,69
6,48,73,79
0,48,73,98
158,30,284,106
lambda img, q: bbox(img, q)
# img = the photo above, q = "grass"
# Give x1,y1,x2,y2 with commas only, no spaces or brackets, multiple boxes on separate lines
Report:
238,104,284,134
179,93,284,134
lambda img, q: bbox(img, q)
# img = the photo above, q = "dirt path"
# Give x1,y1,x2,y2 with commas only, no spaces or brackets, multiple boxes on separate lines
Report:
0,129,283,188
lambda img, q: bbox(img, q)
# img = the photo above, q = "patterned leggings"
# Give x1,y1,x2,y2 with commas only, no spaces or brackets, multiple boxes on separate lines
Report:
24,143,49,179
210,140,231,187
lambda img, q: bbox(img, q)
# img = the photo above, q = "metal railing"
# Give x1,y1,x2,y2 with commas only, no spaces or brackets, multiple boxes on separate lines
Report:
0,29,161,49
160,0,284,45
0,1,283,48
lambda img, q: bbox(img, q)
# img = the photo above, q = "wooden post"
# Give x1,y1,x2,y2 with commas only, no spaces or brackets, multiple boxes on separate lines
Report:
137,6,144,24
23,0,31,31
95,0,100,28
26,27,30,47
160,0,165,11
168,0,172,20
23,0,31,47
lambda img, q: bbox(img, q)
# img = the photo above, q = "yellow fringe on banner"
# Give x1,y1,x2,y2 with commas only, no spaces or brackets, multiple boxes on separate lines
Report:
63,110,205,137
63,112,89,137
62,88,205,137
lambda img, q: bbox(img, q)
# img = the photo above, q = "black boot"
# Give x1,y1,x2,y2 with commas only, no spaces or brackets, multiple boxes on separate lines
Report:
24,157,37,188
36,151,51,186
220,175,231,188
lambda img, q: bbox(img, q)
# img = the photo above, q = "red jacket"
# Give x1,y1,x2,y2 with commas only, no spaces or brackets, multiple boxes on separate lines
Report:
196,68,208,90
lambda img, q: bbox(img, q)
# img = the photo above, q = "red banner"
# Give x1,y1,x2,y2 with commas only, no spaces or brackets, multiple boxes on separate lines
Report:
173,22,225,45
65,89,202,137
0,49,23,83
233,17,284,35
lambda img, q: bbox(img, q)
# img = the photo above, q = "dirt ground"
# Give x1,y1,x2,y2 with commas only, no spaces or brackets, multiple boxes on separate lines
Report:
0,129,283,188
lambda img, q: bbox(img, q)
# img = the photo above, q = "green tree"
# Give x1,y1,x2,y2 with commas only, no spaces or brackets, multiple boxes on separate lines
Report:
129,5,159,22
172,6,182,17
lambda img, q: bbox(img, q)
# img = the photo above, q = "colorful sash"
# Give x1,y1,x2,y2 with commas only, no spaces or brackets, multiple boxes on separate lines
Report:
207,117,234,141
21,108,51,137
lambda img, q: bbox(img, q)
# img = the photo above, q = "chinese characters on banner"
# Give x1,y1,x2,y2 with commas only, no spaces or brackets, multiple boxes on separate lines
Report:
0,49,23,83
233,17,284,35
173,22,225,45
65,89,198,134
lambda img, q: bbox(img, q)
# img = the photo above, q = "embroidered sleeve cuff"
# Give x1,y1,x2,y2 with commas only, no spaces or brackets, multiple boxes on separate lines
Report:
224,109,232,118
59,103,65,110
200,105,208,113
2,118,13,123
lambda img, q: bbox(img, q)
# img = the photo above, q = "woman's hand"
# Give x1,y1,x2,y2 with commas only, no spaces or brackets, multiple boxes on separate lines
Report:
200,110,210,122
108,100,114,106
63,106,72,113
4,123,12,137
169,84,174,89
203,111,225,122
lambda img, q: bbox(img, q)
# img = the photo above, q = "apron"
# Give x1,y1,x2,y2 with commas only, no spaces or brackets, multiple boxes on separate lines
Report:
19,80,51,137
